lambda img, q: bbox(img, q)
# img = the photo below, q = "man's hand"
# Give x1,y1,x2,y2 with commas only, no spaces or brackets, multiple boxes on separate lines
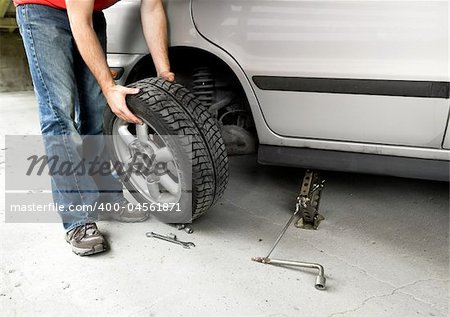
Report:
103,85,143,125
159,70,175,82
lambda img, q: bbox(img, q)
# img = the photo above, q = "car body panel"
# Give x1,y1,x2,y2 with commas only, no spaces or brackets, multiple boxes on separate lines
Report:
192,0,448,81
105,0,146,54
255,91,448,147
192,0,450,148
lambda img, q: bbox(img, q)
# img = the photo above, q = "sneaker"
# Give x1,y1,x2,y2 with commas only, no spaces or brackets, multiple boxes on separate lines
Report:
65,223,107,256
100,199,149,223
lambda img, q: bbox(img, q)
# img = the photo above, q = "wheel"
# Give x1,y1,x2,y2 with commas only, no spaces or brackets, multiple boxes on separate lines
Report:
103,78,229,222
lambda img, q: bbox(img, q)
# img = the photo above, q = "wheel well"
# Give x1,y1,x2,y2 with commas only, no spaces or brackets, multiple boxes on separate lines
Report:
126,47,249,99
126,46,259,153
126,46,242,89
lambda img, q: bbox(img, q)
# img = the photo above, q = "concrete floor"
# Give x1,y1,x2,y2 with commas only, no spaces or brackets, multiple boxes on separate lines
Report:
0,92,449,316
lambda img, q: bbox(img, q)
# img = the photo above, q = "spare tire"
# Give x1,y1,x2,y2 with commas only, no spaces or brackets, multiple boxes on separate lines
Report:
103,78,229,222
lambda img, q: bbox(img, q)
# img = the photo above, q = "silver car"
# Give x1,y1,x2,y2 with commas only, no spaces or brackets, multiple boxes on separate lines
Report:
104,0,449,187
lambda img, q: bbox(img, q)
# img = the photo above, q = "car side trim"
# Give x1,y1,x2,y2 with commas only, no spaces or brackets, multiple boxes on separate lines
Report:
252,76,450,99
258,145,449,182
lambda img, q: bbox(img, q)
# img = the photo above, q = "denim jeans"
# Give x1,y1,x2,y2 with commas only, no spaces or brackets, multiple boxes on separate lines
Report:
16,4,124,231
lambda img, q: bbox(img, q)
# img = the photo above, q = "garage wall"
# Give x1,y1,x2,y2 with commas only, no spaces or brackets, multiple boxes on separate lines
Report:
0,30,33,92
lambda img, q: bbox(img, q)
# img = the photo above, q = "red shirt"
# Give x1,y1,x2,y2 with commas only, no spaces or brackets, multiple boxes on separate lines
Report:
13,0,118,11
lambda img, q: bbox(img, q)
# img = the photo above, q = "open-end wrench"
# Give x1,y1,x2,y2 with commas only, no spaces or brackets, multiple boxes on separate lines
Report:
146,232,195,249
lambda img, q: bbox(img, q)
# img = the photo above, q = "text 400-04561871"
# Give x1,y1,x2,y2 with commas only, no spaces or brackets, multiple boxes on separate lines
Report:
97,202,182,213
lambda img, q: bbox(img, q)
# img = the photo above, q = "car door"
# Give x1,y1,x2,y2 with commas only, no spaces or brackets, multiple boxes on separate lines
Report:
192,0,450,148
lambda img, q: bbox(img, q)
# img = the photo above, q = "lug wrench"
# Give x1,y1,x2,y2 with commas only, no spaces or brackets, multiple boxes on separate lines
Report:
252,205,327,290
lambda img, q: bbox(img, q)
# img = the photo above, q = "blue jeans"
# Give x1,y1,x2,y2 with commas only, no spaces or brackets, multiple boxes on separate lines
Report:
16,4,124,231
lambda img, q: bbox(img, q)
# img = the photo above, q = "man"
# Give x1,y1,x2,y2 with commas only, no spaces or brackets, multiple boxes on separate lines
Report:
14,0,174,256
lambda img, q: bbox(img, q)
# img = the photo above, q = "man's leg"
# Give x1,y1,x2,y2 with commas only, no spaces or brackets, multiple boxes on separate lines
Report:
16,5,102,233
74,11,124,205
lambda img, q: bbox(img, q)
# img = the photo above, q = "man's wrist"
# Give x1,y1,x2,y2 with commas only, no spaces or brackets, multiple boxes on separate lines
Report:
158,70,175,82
101,79,116,95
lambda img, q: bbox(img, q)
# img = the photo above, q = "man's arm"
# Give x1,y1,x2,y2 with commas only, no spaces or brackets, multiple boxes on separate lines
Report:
65,0,143,124
141,0,175,81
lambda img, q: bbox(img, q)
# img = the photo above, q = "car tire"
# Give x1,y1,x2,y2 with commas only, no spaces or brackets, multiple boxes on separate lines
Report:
103,78,229,221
